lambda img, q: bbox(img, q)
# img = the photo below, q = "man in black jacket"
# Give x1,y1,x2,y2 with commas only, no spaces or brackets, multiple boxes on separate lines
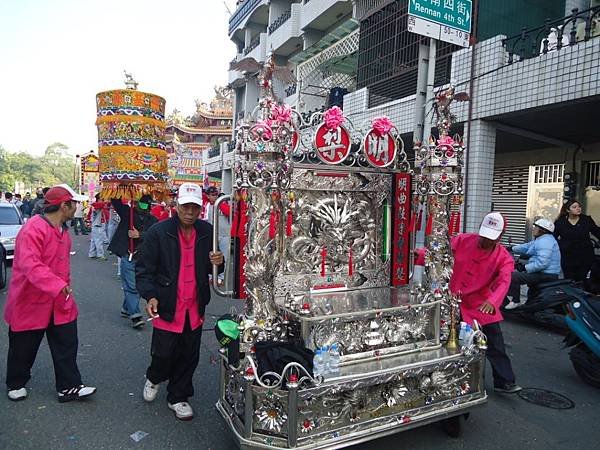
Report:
108,195,158,328
136,183,223,421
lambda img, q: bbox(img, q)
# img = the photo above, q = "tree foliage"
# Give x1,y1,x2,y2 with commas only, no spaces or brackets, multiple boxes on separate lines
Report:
0,143,77,192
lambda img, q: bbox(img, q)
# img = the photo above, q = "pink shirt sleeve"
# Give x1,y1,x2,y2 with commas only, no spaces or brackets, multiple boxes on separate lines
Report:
486,250,514,309
16,226,68,299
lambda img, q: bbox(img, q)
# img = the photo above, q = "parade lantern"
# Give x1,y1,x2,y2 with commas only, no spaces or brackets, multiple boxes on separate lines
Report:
95,86,169,200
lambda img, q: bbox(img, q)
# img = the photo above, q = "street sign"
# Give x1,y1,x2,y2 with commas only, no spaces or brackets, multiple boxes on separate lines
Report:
408,15,470,47
408,0,472,33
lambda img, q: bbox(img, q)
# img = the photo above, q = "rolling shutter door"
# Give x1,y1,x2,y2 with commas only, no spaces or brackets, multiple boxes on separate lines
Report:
492,166,528,244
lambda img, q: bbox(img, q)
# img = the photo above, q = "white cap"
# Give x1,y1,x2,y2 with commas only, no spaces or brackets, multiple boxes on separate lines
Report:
478,212,505,240
534,218,555,233
177,183,203,207
54,184,87,202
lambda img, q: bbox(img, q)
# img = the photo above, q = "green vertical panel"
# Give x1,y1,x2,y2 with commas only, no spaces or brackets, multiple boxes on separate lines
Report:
477,0,566,40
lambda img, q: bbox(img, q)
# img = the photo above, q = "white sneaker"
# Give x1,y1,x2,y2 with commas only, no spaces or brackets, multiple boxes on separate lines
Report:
168,401,194,420
143,379,159,402
57,385,96,403
7,387,27,401
504,301,522,310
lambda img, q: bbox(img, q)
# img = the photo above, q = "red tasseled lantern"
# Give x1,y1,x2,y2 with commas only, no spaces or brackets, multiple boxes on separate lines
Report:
286,209,293,237
321,246,327,276
269,209,277,239
425,214,433,235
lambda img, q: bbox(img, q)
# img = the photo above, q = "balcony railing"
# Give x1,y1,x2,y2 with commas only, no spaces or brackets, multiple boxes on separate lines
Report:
268,9,291,35
503,6,600,64
208,146,221,158
285,84,297,96
243,35,261,55
229,0,262,35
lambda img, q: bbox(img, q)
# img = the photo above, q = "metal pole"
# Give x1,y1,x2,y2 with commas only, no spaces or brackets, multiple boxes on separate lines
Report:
424,38,437,134
412,43,429,144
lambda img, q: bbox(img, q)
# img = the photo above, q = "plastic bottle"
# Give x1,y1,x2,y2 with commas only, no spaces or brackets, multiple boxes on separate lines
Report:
458,322,467,346
464,324,474,347
313,349,324,378
329,344,341,376
321,345,330,376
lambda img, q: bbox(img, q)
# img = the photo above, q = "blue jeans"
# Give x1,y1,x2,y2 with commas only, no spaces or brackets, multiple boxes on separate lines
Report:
120,258,142,319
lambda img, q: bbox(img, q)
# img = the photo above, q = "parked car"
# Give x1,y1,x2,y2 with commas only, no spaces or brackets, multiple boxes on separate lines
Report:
0,242,7,289
0,202,24,260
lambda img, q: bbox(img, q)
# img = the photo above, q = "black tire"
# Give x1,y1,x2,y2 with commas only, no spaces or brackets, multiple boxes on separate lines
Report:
442,415,463,438
570,344,600,388
0,254,6,289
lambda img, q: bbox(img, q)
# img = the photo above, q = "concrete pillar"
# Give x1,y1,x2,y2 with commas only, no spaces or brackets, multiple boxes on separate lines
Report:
464,119,496,233
244,78,260,115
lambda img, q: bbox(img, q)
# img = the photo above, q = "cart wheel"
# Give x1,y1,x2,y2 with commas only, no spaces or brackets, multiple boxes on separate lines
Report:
442,415,463,438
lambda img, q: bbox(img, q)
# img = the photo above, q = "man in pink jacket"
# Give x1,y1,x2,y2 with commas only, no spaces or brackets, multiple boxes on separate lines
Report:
4,184,97,402
450,212,522,394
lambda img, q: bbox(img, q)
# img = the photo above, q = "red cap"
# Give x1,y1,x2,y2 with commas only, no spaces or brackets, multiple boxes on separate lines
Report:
44,184,87,206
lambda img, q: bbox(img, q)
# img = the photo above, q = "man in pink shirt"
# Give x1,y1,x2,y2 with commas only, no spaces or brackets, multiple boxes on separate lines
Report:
136,183,224,421
450,212,522,394
4,184,97,403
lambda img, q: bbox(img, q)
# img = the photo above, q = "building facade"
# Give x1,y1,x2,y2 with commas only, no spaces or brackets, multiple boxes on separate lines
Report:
166,87,233,189
227,0,600,242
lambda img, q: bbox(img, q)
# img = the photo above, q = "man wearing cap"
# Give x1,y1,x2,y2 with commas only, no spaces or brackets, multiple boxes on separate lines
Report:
3,184,97,402
136,183,224,421
505,218,561,309
109,194,158,328
450,212,522,394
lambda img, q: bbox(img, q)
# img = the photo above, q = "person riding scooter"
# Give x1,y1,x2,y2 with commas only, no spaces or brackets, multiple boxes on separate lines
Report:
505,218,561,310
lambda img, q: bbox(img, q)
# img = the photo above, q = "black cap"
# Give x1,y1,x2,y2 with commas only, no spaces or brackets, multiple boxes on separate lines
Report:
205,186,219,195
139,194,153,204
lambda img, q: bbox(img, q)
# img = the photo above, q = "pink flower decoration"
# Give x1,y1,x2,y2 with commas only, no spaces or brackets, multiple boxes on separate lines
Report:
255,119,273,140
437,135,455,146
270,104,292,124
372,116,394,137
323,106,345,130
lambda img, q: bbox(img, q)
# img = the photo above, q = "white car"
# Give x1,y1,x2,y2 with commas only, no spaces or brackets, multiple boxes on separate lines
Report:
0,202,24,260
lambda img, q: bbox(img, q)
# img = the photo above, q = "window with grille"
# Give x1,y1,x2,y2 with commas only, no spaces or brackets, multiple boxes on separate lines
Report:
533,164,564,184
586,161,600,187
356,0,458,108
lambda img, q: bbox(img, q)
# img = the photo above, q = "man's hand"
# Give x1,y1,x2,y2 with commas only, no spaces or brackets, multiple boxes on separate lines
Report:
478,301,495,314
60,285,72,297
209,251,224,266
146,298,159,318
128,227,140,239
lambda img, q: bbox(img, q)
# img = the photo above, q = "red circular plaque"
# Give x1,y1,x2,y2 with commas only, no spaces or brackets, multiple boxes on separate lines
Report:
362,128,397,168
313,124,351,165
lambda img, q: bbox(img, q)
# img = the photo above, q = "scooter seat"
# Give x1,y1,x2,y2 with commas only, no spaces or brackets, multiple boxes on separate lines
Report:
585,295,600,318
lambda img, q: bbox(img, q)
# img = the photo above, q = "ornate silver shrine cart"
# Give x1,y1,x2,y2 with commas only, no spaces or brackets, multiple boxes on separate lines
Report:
215,58,487,449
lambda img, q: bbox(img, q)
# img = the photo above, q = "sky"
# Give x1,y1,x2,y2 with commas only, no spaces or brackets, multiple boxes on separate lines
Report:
0,0,237,156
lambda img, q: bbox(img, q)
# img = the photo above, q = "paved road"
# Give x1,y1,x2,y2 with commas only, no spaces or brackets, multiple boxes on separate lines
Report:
0,233,599,449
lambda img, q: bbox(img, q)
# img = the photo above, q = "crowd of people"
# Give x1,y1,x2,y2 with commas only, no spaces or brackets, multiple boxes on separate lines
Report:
3,183,600,420
2,182,227,421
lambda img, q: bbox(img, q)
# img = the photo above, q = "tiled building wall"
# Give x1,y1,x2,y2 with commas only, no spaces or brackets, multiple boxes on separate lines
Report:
343,35,600,229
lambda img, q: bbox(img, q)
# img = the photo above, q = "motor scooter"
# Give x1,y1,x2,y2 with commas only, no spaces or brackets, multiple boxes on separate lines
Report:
563,285,600,388
501,250,575,331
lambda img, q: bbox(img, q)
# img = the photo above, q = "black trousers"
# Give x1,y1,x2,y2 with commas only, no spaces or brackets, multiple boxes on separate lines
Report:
146,316,202,404
563,264,591,283
482,322,516,388
6,319,82,392
507,271,559,303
